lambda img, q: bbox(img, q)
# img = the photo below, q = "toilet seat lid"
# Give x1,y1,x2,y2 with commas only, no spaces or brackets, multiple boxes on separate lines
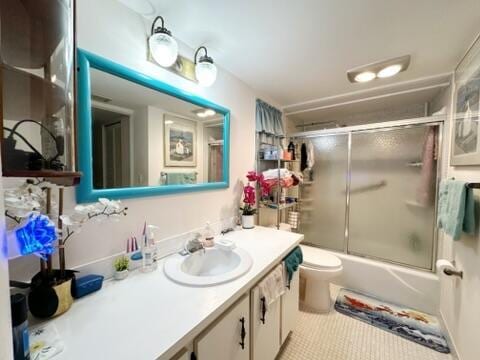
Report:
301,245,342,270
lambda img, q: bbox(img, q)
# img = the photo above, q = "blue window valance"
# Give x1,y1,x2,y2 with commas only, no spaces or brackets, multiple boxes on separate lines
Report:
256,99,284,137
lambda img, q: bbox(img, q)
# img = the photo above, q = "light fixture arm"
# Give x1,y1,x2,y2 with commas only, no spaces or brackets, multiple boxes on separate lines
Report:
194,46,213,64
151,15,167,35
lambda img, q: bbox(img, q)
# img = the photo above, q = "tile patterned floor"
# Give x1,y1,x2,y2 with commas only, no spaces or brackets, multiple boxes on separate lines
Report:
277,287,453,360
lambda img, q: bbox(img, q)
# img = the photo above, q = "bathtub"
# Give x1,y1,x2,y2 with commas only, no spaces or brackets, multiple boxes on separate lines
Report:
306,246,440,314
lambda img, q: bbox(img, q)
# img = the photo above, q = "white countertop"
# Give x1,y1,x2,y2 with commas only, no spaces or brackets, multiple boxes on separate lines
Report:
46,227,303,360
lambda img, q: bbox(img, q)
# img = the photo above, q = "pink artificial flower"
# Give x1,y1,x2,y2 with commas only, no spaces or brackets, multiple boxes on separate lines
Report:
256,174,270,197
243,184,256,205
246,171,258,182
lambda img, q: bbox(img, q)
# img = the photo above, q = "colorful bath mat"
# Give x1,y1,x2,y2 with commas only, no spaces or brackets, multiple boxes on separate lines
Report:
334,288,450,354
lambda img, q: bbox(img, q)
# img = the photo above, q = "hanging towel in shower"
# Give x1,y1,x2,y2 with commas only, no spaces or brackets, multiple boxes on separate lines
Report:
300,143,308,171
257,264,285,309
437,179,476,240
283,246,303,284
416,126,437,206
306,140,315,169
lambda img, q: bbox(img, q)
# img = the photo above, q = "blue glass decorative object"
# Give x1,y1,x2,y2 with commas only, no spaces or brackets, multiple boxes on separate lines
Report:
15,214,58,259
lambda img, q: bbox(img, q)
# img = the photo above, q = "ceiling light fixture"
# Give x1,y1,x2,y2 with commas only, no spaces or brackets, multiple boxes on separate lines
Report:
194,46,217,87
377,64,403,78
204,109,216,116
354,71,376,83
193,108,217,118
149,15,178,67
347,55,410,84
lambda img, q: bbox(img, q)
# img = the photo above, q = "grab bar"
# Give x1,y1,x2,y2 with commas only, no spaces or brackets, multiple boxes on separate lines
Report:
348,180,387,194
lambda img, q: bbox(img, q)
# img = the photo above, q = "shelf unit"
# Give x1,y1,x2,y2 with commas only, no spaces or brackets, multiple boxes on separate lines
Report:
1,64,66,121
0,0,77,179
255,135,300,230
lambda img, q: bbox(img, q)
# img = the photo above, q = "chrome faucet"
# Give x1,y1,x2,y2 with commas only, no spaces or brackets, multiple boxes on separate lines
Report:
221,227,234,235
180,233,205,255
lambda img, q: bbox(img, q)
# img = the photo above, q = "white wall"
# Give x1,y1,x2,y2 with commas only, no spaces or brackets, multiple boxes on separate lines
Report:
438,76,480,360
7,0,278,280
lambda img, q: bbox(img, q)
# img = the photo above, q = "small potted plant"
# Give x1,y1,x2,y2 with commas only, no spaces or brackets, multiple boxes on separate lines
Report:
114,256,130,280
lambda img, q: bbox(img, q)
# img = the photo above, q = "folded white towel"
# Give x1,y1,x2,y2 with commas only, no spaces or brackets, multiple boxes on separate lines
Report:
262,168,290,180
257,264,286,308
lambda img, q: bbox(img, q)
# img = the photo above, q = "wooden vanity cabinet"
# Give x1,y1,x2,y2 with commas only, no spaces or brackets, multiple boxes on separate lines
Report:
250,284,282,360
190,263,300,360
194,295,250,360
281,270,300,343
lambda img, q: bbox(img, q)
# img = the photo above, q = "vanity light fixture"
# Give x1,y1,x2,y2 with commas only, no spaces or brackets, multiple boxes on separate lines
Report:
194,46,217,87
347,55,410,83
149,15,178,67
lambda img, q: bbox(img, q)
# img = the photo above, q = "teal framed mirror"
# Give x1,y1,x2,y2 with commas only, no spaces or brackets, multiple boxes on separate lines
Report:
76,49,230,203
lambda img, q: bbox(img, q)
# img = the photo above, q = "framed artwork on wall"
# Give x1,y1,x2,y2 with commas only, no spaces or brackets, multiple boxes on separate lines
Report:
451,34,480,166
164,114,197,167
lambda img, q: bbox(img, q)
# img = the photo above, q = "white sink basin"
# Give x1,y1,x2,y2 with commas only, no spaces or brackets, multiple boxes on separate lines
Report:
164,247,253,286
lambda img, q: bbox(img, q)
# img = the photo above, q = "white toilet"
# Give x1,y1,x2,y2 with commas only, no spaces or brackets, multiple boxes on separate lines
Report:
300,244,343,313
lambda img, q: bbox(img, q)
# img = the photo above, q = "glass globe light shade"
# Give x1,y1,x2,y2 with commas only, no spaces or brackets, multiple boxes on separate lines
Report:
377,64,402,78
354,71,376,83
195,61,217,87
149,32,178,67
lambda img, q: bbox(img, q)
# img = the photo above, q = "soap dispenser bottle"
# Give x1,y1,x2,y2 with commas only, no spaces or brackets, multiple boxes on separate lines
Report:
202,222,215,248
142,225,159,272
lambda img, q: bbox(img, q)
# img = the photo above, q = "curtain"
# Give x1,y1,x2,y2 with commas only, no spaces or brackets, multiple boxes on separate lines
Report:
256,99,284,144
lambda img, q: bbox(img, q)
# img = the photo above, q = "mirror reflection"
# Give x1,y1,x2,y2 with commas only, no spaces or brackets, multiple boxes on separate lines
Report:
89,68,224,189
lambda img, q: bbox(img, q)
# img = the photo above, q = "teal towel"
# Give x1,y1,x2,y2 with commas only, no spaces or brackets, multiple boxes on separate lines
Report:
437,179,476,240
165,172,197,185
284,246,303,282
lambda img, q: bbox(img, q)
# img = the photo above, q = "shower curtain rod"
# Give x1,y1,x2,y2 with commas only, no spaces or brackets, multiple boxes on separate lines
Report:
288,114,445,138
295,120,339,129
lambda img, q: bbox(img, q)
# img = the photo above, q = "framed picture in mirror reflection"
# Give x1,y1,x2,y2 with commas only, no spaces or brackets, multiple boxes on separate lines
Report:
164,115,197,167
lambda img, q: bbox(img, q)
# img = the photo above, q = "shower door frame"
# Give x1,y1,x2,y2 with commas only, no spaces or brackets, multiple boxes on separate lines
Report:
291,115,445,271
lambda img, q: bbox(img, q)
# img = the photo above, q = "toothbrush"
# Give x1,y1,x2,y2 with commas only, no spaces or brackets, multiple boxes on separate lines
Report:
142,222,147,246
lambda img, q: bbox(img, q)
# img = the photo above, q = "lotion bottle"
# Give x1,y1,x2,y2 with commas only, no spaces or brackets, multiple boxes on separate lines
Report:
142,225,159,272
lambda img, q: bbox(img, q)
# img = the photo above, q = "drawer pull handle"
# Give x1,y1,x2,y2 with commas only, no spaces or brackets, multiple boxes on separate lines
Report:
260,296,267,324
239,317,246,349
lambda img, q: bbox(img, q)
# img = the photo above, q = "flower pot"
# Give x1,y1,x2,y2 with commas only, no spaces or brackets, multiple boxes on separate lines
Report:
242,215,255,229
114,269,129,280
28,270,76,319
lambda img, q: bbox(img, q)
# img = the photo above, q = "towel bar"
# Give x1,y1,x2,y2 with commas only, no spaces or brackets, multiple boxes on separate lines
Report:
451,177,480,188
443,268,463,279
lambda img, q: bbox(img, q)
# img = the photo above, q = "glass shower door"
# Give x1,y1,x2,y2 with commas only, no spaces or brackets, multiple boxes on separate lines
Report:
300,134,348,251
347,125,438,269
